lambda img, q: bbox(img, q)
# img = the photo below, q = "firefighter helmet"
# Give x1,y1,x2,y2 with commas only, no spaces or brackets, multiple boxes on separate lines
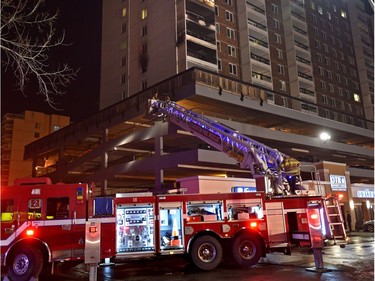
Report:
280,157,300,176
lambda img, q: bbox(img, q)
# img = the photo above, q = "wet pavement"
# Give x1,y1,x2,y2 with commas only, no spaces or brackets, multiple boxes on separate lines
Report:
2,231,374,281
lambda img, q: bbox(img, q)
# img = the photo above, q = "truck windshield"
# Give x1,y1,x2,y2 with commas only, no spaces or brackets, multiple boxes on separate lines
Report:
1,199,14,221
46,197,70,219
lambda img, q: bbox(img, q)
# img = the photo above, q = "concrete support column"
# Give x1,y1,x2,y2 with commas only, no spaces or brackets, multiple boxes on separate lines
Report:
345,170,355,230
154,132,164,193
101,129,109,195
32,157,38,178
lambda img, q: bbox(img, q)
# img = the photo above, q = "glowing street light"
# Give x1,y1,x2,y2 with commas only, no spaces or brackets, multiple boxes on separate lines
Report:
319,132,331,141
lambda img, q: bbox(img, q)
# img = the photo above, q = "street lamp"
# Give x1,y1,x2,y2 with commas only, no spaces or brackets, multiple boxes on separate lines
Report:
319,132,331,141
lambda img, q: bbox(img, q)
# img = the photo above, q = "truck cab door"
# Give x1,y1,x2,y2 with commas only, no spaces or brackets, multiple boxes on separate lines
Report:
1,199,17,242
45,196,85,259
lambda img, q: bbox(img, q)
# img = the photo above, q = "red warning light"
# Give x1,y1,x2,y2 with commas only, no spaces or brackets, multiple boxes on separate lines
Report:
310,213,319,220
250,222,257,228
89,226,98,233
26,229,34,236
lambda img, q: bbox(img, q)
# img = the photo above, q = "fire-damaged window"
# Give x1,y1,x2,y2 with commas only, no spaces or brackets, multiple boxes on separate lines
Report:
46,197,70,219
1,199,14,221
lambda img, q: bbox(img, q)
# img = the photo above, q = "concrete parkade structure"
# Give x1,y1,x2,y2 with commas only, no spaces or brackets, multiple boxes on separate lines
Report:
24,68,373,228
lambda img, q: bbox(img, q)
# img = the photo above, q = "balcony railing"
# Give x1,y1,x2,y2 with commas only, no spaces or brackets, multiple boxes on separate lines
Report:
298,71,313,81
248,19,267,31
300,88,315,96
290,0,304,8
251,53,270,65
252,71,272,83
249,36,268,48
296,56,311,65
294,41,309,50
246,2,265,15
293,26,307,36
186,27,215,44
291,11,305,21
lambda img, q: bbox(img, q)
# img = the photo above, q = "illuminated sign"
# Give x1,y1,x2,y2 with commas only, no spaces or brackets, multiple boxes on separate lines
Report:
351,184,375,199
232,186,256,193
329,175,347,191
356,189,374,198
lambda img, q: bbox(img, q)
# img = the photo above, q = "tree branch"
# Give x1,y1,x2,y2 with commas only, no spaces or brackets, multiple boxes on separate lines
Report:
1,0,77,108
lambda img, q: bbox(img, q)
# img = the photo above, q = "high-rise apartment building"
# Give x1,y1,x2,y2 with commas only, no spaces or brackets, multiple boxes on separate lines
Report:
24,0,373,226
347,0,374,125
1,111,70,186
101,0,373,128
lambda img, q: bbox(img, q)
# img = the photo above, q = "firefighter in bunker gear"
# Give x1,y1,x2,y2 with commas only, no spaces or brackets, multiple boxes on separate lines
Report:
280,157,303,194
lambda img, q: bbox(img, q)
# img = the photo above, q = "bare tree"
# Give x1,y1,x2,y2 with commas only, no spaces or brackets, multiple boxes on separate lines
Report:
1,0,77,108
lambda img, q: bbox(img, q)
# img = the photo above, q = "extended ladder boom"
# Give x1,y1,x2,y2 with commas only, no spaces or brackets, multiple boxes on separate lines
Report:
149,100,297,183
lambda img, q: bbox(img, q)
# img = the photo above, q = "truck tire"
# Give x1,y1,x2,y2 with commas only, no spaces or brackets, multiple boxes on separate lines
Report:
231,233,262,267
7,246,43,281
190,235,222,271
367,224,374,232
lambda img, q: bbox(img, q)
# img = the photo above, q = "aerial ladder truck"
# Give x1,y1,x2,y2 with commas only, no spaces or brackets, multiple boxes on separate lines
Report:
0,98,348,281
147,98,347,244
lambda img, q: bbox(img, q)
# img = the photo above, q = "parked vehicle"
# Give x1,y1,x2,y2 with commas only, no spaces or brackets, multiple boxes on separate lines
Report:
363,220,374,232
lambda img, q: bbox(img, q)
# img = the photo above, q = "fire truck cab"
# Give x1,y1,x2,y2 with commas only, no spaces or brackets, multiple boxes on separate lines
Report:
1,178,92,281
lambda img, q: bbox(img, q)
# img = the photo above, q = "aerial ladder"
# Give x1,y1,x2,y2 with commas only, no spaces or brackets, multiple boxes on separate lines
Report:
146,98,347,244
146,99,301,195
323,194,348,246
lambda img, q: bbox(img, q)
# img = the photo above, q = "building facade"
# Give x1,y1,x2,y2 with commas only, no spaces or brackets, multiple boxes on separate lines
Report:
315,161,374,231
101,0,373,127
98,0,374,229
20,0,373,231
1,111,70,186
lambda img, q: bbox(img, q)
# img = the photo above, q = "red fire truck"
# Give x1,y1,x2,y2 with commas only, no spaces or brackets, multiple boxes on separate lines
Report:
1,177,346,281
1,100,347,280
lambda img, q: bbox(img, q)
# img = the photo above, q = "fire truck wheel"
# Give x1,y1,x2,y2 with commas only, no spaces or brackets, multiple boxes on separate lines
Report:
231,233,262,267
7,246,43,281
190,235,223,271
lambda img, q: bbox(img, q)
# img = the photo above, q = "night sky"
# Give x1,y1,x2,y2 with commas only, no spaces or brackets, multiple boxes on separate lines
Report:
1,0,102,122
